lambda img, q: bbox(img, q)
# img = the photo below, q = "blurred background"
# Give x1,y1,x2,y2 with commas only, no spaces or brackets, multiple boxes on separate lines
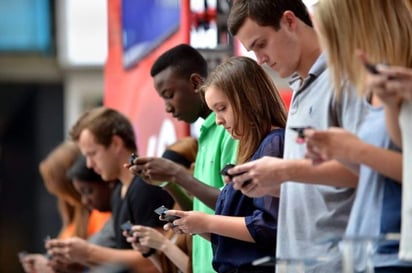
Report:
0,0,293,272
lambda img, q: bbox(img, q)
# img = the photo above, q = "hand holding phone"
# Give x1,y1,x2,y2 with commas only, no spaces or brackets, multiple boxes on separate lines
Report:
220,164,236,179
154,205,180,223
290,126,312,144
220,164,252,187
120,221,133,236
128,153,138,165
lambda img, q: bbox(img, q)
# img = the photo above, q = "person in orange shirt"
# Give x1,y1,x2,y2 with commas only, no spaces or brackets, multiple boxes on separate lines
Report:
19,141,112,273
68,154,118,248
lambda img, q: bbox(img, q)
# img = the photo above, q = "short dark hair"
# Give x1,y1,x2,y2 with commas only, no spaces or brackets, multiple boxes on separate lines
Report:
70,107,137,153
150,44,208,79
228,0,312,36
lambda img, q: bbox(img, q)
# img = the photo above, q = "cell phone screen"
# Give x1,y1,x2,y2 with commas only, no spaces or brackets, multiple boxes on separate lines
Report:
154,205,179,222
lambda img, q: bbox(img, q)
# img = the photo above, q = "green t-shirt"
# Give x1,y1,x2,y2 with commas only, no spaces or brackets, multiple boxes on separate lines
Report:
192,112,238,273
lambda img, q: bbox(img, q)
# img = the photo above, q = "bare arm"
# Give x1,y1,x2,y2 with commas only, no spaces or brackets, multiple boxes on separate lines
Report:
305,128,402,183
171,167,220,209
128,157,220,209
167,211,254,242
127,226,190,273
227,156,358,198
162,183,193,211
46,238,159,273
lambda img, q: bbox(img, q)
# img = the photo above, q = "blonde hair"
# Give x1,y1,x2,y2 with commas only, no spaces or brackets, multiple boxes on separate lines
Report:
39,141,89,239
315,0,412,95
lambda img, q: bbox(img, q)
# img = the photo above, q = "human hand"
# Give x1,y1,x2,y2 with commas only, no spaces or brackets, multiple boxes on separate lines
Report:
304,127,362,164
128,226,167,251
20,253,53,273
125,157,182,186
377,65,412,101
228,156,286,197
163,210,210,235
46,237,91,265
358,51,403,107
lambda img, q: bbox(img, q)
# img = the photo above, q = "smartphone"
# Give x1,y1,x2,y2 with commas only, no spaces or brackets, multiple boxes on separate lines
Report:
363,61,380,75
220,164,236,178
220,164,251,187
154,205,180,223
120,220,133,236
289,126,312,139
128,153,138,165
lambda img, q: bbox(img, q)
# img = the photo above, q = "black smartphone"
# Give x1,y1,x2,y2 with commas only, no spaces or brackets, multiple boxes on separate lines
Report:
128,153,138,165
154,205,179,223
120,220,133,236
220,164,251,187
220,163,236,179
363,61,380,75
289,126,311,139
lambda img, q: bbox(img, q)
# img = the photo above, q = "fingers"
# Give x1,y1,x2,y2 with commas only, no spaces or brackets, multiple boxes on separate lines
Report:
227,162,251,177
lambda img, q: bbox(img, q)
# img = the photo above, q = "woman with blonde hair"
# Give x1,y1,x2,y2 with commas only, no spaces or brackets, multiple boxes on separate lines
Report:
302,0,412,272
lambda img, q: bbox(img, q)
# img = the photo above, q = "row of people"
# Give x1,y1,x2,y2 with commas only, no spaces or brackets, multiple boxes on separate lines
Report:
21,0,412,272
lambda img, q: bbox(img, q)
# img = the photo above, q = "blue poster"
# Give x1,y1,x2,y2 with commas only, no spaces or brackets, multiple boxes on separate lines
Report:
122,0,180,69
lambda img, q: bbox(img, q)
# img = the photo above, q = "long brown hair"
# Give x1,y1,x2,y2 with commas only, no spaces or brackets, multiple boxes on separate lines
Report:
202,56,287,163
39,141,90,239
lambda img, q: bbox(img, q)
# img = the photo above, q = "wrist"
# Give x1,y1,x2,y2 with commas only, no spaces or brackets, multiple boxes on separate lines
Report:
142,248,156,258
171,166,185,185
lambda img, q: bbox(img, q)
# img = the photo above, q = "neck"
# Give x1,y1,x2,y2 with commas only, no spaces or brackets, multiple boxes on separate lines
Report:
296,27,322,78
118,155,135,186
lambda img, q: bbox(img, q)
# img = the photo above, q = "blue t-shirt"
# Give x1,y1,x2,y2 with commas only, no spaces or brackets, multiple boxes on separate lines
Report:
211,128,284,273
344,101,409,271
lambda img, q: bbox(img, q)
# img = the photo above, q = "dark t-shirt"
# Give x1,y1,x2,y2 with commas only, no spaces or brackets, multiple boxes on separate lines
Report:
112,176,174,249
212,128,284,273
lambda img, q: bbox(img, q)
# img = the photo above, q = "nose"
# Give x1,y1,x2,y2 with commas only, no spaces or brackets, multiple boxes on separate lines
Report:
86,157,94,169
165,102,174,114
215,114,224,126
81,195,91,207
256,53,268,65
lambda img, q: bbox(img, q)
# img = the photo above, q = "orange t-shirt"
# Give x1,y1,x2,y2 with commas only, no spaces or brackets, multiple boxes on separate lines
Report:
87,210,111,237
59,210,111,239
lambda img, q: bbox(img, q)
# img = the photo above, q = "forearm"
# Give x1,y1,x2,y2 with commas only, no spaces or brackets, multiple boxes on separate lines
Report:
173,169,220,209
161,240,190,273
86,245,159,273
286,159,358,188
384,104,402,147
205,215,254,242
163,183,193,211
349,142,402,183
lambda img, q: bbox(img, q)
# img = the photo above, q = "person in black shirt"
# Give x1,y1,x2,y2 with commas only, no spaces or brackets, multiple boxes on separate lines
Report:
46,107,173,273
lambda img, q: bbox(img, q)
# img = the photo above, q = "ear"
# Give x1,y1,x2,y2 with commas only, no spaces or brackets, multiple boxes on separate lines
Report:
189,73,204,92
282,10,298,31
110,134,124,153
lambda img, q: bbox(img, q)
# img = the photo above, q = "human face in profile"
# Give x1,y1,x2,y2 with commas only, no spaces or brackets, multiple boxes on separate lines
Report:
236,14,301,78
72,180,114,212
78,129,120,181
205,85,240,139
153,67,206,123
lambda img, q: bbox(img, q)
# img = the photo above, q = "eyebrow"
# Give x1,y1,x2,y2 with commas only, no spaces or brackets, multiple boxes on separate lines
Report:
248,39,257,51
